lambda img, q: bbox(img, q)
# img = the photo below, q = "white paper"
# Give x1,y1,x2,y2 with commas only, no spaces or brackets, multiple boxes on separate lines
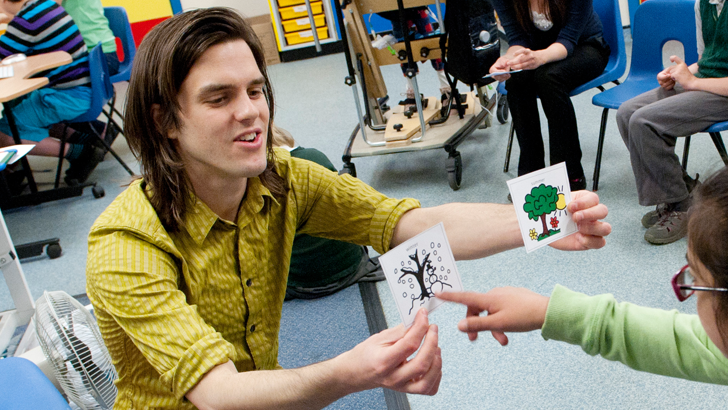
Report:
0,144,35,164
379,223,463,327
506,162,577,253
482,69,523,78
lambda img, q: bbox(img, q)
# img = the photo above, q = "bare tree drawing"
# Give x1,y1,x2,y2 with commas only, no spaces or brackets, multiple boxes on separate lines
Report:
398,248,452,314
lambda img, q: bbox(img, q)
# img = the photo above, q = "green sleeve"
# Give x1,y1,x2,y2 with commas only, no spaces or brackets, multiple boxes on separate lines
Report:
542,284,728,385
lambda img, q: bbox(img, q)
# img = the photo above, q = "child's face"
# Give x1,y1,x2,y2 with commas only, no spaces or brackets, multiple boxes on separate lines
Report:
688,248,728,357
0,1,25,17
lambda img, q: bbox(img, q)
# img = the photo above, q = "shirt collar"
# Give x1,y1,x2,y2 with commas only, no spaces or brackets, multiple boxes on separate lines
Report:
182,176,277,245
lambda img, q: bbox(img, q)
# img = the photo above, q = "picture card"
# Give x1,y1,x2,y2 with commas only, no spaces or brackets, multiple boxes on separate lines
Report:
379,222,463,327
506,162,577,253
482,69,523,78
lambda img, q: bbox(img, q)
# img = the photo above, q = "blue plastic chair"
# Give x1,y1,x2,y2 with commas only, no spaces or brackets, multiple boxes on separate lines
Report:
502,0,627,173
681,121,728,170
105,7,135,85
589,0,726,190
0,357,71,410
103,6,136,129
55,45,135,189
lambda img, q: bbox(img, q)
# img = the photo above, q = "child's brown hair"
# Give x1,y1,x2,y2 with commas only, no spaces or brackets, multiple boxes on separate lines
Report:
688,167,728,345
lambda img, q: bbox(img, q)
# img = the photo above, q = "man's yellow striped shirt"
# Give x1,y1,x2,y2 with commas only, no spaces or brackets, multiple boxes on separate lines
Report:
86,149,420,409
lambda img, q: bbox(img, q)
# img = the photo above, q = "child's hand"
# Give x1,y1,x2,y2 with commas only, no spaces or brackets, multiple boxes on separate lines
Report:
657,67,676,90
436,287,549,346
669,56,697,90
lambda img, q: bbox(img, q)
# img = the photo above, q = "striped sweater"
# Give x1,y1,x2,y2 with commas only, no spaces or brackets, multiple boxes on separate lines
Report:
0,0,90,89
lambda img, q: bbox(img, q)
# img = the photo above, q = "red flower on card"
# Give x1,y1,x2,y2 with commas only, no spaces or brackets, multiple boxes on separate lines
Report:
550,217,559,229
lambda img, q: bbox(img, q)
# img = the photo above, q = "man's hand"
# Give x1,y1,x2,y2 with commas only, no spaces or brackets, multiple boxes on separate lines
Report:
187,309,440,410
339,308,442,395
549,190,611,251
489,56,512,81
436,288,549,345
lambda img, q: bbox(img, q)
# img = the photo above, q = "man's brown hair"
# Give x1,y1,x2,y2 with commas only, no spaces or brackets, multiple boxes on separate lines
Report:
124,7,286,231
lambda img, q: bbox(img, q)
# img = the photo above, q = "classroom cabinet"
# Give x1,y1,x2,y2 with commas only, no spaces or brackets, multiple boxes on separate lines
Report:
268,0,340,54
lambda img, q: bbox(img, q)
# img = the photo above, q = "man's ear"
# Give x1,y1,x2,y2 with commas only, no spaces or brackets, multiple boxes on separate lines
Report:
152,103,177,140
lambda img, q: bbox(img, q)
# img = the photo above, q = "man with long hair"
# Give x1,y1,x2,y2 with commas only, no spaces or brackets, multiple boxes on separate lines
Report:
85,8,611,409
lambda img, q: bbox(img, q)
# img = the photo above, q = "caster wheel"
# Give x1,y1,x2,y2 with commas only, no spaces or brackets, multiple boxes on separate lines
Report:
92,185,105,198
446,152,462,191
497,95,509,124
339,163,357,178
46,244,62,259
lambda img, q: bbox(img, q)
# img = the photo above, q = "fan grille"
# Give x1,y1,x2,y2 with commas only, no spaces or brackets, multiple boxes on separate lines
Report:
35,291,118,410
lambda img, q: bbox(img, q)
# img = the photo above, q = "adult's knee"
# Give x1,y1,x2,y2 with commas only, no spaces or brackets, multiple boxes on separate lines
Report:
533,68,568,95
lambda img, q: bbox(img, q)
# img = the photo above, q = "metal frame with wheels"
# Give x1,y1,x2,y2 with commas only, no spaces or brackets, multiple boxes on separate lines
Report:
336,0,504,190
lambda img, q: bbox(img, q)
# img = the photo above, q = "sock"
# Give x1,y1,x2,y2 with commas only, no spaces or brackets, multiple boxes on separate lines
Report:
66,130,91,144
64,143,84,160
671,197,691,212
405,78,414,97
437,70,450,91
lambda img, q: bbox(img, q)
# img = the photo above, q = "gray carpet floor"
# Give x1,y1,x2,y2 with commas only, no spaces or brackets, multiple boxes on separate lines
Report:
2,29,727,409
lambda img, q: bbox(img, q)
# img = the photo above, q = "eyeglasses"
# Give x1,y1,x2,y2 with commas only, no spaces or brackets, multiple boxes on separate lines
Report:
671,264,728,302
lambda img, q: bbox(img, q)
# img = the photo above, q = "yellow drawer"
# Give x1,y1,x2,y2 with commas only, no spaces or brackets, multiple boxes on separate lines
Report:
279,2,322,20
277,0,304,7
284,26,329,45
282,14,325,33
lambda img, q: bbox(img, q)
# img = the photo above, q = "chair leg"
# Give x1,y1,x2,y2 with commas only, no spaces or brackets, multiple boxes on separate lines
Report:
709,131,728,166
681,135,691,170
54,125,68,189
101,143,135,176
503,122,515,173
592,108,610,191
93,117,136,177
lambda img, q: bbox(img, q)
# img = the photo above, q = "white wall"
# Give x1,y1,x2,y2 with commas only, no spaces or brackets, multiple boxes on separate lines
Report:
183,0,631,27
181,0,271,17
619,0,630,26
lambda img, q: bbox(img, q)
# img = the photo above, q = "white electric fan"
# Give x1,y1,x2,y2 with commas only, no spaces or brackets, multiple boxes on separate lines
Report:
34,290,117,410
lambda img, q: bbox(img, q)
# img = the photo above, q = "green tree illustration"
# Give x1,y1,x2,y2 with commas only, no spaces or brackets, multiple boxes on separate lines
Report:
523,184,558,239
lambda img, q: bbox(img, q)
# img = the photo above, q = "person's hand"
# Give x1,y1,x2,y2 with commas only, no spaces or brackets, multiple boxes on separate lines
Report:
339,308,441,395
657,66,676,90
508,48,546,71
490,56,512,82
0,12,10,24
436,288,549,345
549,190,611,251
669,56,698,90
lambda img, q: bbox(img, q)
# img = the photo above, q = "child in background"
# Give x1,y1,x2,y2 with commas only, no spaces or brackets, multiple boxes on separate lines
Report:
271,125,385,300
0,0,105,186
438,166,728,384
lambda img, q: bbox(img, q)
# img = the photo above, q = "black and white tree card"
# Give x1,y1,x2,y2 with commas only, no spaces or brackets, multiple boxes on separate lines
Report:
379,223,463,327
506,162,577,253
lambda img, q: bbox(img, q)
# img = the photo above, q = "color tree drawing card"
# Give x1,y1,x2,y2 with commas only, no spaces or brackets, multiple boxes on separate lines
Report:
379,223,463,327
506,162,577,253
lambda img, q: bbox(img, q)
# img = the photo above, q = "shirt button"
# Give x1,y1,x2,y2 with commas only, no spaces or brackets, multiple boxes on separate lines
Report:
250,324,256,332
246,278,252,287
